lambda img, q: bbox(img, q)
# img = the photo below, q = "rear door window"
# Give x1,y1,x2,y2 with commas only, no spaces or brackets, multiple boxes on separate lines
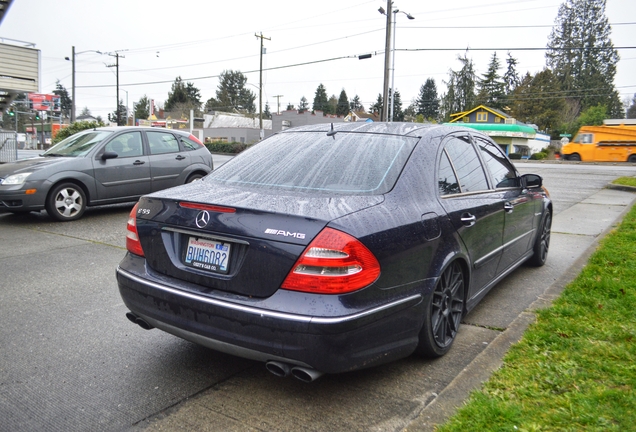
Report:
443,136,489,193
147,131,180,155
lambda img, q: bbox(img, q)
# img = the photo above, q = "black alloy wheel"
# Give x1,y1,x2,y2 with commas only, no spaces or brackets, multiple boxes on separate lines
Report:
529,211,551,267
416,261,465,358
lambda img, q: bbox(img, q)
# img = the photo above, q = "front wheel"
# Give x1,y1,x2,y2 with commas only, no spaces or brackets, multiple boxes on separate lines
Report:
627,155,636,163
45,183,86,221
529,211,551,266
569,154,581,161
416,261,465,358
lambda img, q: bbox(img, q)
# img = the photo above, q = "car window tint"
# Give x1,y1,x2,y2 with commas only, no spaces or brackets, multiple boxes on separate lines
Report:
180,136,200,151
105,132,143,158
438,151,461,195
443,136,489,193
208,131,418,195
476,138,518,188
147,131,180,155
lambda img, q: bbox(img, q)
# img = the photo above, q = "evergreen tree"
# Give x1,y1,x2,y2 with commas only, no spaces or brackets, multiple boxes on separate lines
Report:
416,78,440,120
286,103,295,111
336,89,349,116
503,52,521,96
327,95,338,115
349,95,364,112
264,102,271,119
108,99,127,126
510,69,565,133
390,89,404,121
312,84,329,113
442,54,476,118
299,97,309,113
370,94,383,115
133,95,151,120
204,70,256,114
165,77,189,111
546,0,620,116
627,94,636,119
52,81,72,119
477,52,506,110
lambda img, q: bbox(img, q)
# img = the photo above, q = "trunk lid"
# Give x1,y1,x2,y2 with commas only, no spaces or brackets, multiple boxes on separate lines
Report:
135,182,383,298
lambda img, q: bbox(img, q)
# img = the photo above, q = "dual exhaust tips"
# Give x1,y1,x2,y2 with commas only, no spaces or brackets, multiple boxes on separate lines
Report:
125,312,323,382
265,361,323,383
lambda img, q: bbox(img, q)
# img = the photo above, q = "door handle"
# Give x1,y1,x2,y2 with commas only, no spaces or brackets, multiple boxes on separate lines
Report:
175,155,186,160
133,160,145,165
460,213,476,227
504,202,514,213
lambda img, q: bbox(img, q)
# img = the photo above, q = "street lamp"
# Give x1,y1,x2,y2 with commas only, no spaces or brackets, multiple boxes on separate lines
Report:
390,9,414,122
65,47,102,123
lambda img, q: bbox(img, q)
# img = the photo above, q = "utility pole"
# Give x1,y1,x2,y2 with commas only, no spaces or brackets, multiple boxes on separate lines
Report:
273,95,284,115
105,51,126,125
381,0,392,122
255,33,270,140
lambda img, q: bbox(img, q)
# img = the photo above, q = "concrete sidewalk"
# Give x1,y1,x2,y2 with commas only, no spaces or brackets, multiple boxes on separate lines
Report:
405,187,636,431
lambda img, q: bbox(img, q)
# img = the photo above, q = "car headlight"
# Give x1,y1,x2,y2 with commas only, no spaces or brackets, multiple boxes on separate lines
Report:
1,172,33,185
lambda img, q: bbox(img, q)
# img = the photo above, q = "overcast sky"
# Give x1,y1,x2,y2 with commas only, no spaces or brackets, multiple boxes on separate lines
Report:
2,0,635,120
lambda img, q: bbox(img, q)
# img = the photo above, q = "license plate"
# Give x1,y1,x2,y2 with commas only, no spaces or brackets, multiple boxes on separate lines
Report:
183,237,231,274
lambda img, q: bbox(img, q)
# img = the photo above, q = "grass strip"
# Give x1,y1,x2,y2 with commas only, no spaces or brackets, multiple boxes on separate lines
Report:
437,205,636,432
612,176,636,187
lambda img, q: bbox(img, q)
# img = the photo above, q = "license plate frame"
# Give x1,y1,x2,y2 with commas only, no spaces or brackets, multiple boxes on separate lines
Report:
183,236,231,274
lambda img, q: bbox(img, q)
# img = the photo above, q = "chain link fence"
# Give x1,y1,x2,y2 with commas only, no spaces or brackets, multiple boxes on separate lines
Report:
0,130,18,163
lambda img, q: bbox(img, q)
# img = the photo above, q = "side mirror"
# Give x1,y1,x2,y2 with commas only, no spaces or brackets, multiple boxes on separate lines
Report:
102,151,118,160
521,173,542,189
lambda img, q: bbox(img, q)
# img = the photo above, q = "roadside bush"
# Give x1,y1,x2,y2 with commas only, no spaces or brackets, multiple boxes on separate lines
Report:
205,140,249,154
52,120,105,144
530,152,548,160
508,153,522,160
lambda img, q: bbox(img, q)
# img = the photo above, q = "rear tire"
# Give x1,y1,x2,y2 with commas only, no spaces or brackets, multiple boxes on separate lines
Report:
186,173,204,183
416,261,465,358
628,155,636,163
529,211,551,267
45,183,86,221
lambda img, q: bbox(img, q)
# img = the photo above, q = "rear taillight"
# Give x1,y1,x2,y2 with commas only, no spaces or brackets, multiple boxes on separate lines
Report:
126,203,145,257
281,228,380,294
189,134,204,146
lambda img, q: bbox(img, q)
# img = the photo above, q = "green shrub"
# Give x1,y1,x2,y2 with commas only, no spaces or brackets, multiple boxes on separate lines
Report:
52,120,105,144
508,153,522,160
530,152,548,160
204,141,249,154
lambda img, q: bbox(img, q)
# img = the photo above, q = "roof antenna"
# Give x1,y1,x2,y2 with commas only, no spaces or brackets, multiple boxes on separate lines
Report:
326,122,337,139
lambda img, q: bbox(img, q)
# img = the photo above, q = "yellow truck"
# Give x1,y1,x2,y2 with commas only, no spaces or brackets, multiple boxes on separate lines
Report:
561,119,636,162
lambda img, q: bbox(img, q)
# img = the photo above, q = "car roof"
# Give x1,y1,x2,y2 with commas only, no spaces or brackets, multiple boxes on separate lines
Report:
94,126,191,136
277,121,473,139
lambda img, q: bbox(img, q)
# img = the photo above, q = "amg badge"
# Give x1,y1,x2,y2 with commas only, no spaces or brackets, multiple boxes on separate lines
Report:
264,228,306,239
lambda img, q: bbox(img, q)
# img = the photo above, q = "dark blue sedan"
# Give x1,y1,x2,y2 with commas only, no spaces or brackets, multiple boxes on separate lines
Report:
116,122,551,382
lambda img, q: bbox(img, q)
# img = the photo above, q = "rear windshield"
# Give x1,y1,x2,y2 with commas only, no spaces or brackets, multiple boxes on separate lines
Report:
207,131,418,195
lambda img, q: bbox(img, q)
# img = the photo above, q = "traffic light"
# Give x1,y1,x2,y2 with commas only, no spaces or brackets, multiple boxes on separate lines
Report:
35,111,40,120
8,107,15,117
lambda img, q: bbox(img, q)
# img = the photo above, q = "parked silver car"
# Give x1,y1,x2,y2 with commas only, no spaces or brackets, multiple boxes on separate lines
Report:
0,126,213,221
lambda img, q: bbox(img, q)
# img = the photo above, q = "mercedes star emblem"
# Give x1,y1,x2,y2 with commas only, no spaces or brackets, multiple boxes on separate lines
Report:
195,210,210,228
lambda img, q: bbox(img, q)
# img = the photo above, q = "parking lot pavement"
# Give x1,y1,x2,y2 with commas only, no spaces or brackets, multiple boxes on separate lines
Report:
134,186,636,431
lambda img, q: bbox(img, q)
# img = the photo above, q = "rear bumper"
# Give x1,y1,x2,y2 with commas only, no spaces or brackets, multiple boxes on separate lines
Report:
116,256,427,374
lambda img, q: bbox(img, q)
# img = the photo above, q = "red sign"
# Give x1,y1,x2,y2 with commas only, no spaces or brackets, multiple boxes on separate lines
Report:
28,93,61,111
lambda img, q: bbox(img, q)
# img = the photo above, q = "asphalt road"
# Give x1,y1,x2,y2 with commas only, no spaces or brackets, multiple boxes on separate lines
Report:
0,161,635,431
